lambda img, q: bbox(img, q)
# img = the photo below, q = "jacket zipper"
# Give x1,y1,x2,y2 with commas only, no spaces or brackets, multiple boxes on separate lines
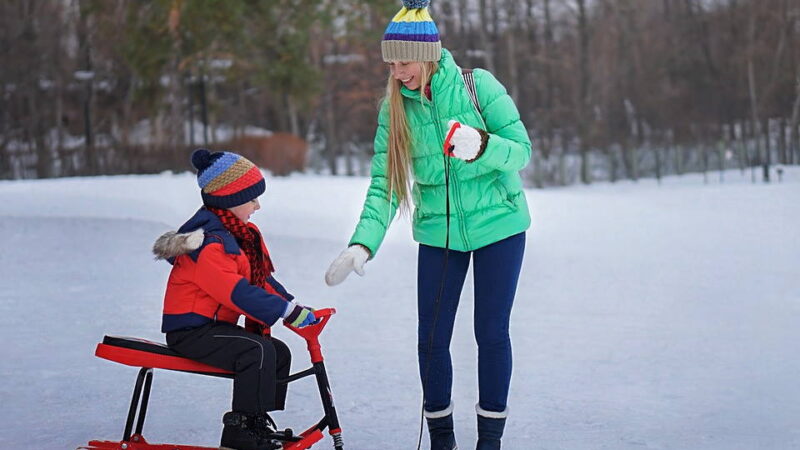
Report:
430,97,470,249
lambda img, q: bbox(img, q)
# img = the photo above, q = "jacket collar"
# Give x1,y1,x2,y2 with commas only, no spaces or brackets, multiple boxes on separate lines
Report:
400,48,459,101
178,207,241,256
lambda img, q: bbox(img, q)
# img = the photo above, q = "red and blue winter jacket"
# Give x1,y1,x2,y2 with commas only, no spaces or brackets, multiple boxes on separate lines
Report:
154,208,293,333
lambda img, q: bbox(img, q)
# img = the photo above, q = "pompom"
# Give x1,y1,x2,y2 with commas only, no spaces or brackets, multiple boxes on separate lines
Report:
191,148,212,171
402,0,430,9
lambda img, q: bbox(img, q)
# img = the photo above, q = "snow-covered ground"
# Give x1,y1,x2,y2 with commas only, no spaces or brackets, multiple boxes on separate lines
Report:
0,168,798,449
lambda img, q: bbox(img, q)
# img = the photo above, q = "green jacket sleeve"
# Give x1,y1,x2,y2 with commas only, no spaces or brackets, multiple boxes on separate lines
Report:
472,69,532,172
348,103,399,257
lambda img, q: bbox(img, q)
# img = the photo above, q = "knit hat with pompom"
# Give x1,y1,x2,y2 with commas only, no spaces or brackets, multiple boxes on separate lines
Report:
382,0,441,62
190,149,265,208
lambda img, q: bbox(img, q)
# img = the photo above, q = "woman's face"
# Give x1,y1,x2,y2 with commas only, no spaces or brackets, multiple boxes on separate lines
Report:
229,198,260,223
389,61,423,90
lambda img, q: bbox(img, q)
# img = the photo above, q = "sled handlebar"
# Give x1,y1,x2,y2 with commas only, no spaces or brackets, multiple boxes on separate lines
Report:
443,121,460,156
284,307,336,363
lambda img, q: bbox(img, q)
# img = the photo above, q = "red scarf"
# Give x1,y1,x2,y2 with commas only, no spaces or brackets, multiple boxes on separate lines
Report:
208,207,273,288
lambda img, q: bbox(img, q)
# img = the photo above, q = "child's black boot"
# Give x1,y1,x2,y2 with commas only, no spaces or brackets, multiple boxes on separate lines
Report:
425,403,458,450
220,411,280,450
253,412,285,440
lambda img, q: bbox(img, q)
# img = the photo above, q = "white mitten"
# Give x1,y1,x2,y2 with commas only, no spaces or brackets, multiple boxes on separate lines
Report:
446,120,488,162
325,245,370,286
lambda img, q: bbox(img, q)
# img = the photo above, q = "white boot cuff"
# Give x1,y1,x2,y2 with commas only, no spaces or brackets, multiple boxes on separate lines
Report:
476,404,508,419
424,402,455,419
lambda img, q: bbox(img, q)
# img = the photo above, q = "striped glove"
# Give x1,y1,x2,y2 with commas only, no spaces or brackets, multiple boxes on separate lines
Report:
283,303,317,328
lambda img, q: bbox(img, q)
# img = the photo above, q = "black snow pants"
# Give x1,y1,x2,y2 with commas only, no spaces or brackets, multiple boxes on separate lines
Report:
166,321,291,414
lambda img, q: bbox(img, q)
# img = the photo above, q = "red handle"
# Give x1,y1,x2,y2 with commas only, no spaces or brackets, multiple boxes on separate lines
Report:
284,307,336,363
443,121,461,157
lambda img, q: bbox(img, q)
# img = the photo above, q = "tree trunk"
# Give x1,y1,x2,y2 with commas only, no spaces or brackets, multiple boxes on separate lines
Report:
532,149,544,188
78,0,96,174
778,117,786,164
30,93,51,178
477,0,497,74
541,0,555,159
746,15,767,182
505,26,519,105
55,80,65,176
323,86,339,175
701,142,709,184
200,75,209,146
559,131,569,186
121,74,136,171
622,141,632,182
608,146,618,183
654,132,663,184
287,94,300,137
0,83,10,179
763,117,772,177
166,0,185,167
788,72,800,165
577,0,591,184
504,0,520,104
187,75,195,147
53,8,66,177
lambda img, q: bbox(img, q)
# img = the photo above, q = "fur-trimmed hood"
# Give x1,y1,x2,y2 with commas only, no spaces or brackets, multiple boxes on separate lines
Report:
152,208,243,262
153,228,204,260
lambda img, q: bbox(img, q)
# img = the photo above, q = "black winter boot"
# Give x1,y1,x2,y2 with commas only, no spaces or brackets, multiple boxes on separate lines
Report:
425,404,458,450
476,406,507,450
252,413,278,435
254,412,294,442
220,411,281,450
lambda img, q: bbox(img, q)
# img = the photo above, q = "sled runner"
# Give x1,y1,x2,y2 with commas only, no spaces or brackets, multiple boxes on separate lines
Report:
81,308,343,450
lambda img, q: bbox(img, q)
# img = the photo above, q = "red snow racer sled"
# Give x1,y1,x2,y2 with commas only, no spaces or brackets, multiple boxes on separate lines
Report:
81,308,343,450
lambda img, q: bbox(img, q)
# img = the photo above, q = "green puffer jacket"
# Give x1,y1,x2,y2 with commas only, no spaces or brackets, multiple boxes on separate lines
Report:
349,48,531,255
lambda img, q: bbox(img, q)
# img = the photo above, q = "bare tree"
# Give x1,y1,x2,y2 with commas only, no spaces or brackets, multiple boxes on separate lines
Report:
576,0,591,184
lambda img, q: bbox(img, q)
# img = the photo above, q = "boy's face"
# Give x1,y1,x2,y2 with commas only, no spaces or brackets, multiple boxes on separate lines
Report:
388,61,423,91
229,198,260,223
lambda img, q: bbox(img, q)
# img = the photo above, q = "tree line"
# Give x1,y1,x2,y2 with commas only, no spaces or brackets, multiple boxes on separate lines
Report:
2,0,798,185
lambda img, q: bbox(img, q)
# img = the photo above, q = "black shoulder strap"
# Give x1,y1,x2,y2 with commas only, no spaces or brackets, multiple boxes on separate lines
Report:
461,68,481,114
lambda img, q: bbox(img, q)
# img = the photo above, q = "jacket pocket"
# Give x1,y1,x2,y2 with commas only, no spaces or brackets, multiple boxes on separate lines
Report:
493,177,519,210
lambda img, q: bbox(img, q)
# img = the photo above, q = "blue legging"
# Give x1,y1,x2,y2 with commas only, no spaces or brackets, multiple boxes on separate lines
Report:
417,232,526,414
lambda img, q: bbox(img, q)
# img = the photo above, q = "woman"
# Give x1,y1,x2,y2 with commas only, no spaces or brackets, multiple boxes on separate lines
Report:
325,1,531,449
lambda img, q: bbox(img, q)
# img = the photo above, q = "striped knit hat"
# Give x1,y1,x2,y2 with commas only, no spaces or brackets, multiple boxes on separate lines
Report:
191,149,265,208
382,0,441,62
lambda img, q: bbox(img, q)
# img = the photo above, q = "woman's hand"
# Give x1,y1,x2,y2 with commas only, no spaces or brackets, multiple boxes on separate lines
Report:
444,120,488,162
325,245,370,286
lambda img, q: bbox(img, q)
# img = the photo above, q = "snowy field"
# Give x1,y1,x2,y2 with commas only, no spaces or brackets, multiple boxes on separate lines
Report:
0,167,798,450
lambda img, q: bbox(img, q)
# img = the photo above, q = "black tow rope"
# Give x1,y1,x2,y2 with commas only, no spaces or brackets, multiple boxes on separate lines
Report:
416,130,455,450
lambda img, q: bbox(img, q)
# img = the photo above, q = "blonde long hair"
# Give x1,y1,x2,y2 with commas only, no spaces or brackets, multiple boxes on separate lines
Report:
385,61,439,213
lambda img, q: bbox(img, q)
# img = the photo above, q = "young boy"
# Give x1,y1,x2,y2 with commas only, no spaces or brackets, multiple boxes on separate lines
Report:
153,149,316,450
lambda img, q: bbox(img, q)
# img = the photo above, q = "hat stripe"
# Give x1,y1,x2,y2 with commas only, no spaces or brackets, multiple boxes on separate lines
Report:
384,21,438,35
211,166,264,196
390,7,433,23
384,33,439,42
385,20,437,31
203,158,254,193
201,178,266,209
197,152,239,188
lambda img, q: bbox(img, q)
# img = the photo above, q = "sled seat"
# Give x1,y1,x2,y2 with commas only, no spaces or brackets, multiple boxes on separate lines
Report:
95,335,233,378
